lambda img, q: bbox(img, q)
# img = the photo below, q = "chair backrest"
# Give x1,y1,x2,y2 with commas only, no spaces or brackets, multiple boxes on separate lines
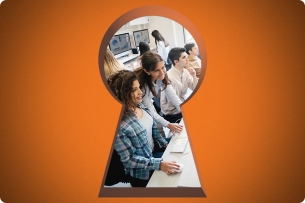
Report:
104,149,129,186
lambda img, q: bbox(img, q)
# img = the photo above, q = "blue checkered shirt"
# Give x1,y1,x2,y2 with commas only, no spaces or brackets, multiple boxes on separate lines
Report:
114,103,168,180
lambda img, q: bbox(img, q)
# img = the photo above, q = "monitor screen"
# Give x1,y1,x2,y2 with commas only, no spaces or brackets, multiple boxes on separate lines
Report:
133,29,150,47
108,33,132,56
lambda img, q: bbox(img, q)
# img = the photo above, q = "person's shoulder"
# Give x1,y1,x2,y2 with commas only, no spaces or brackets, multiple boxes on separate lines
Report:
119,115,136,131
141,82,150,93
155,79,165,87
167,67,174,74
195,56,201,62
167,67,180,77
138,103,154,119
119,117,129,129
138,102,146,109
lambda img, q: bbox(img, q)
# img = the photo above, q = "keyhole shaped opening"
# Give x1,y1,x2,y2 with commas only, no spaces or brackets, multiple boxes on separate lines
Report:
98,6,207,197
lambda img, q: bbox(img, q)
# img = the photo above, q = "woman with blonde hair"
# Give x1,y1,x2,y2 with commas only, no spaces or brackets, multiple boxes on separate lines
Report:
104,49,125,78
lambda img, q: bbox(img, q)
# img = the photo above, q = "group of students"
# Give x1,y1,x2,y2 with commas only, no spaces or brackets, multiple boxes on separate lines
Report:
103,30,201,187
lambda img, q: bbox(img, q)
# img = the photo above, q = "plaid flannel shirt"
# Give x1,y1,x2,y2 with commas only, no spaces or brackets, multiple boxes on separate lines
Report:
114,103,168,180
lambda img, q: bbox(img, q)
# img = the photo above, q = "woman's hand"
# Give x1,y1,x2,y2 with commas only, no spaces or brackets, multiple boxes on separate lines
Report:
167,123,183,134
160,161,180,175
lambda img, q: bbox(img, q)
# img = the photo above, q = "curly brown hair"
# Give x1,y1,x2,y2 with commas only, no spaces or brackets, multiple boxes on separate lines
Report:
107,70,138,119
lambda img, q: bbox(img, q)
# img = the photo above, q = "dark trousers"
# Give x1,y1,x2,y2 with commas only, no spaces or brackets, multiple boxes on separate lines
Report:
130,137,171,187
130,173,152,187
163,113,182,124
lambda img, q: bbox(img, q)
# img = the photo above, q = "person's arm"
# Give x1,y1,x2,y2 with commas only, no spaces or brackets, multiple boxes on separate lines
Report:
187,68,198,90
163,84,182,112
151,119,168,147
114,125,162,171
141,88,170,127
157,41,167,62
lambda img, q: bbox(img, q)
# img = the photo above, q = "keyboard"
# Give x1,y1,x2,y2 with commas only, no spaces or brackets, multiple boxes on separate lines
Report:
170,137,188,153
170,128,188,153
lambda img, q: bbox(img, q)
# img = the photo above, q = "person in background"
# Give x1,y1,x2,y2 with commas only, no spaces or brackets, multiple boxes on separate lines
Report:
139,41,151,55
104,49,125,78
151,30,172,71
160,47,198,123
184,43,201,78
107,70,180,187
131,42,151,70
134,51,183,135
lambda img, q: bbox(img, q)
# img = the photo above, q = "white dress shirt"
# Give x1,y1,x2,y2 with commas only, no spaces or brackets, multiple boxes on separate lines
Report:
161,66,198,115
157,41,170,64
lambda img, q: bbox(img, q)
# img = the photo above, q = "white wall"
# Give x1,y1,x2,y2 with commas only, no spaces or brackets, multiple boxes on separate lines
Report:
148,16,173,49
173,21,185,47
114,16,186,51
148,16,185,49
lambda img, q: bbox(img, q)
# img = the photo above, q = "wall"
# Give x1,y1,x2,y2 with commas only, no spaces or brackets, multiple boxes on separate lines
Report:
114,16,186,51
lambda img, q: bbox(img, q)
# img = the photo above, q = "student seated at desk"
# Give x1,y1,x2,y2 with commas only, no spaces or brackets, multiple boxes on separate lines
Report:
134,51,184,134
184,42,201,79
104,49,125,78
107,70,180,187
160,47,198,123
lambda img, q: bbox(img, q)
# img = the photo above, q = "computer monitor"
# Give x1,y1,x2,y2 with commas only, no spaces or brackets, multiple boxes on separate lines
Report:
108,33,132,56
133,29,150,47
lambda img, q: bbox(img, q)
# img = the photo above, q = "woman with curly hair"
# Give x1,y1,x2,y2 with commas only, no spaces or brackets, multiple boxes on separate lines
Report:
107,70,180,187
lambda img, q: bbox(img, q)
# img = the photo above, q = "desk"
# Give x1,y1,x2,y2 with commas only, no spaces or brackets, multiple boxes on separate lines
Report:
117,53,139,71
147,119,201,187
117,53,139,64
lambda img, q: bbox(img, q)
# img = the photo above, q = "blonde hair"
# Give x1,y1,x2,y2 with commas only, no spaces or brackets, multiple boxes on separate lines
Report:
104,49,124,78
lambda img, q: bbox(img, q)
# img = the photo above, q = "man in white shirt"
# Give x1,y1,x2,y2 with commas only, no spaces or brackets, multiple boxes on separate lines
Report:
160,47,198,123
184,43,201,78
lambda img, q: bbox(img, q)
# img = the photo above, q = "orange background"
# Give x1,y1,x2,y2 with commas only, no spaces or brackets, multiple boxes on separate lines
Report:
0,0,305,203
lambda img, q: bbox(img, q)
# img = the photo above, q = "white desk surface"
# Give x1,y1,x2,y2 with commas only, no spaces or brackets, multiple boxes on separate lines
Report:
146,119,201,187
117,53,139,64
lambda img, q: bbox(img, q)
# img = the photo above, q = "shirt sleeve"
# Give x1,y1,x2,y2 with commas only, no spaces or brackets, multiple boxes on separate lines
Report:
187,70,198,90
115,127,162,171
151,120,168,147
163,84,182,112
141,88,170,127
157,41,167,62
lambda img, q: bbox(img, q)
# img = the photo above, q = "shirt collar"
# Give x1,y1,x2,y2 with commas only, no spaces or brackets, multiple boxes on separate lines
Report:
172,66,184,75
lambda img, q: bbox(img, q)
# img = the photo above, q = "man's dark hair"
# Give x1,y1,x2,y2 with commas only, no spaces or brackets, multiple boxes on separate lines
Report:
168,47,186,66
184,43,196,55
